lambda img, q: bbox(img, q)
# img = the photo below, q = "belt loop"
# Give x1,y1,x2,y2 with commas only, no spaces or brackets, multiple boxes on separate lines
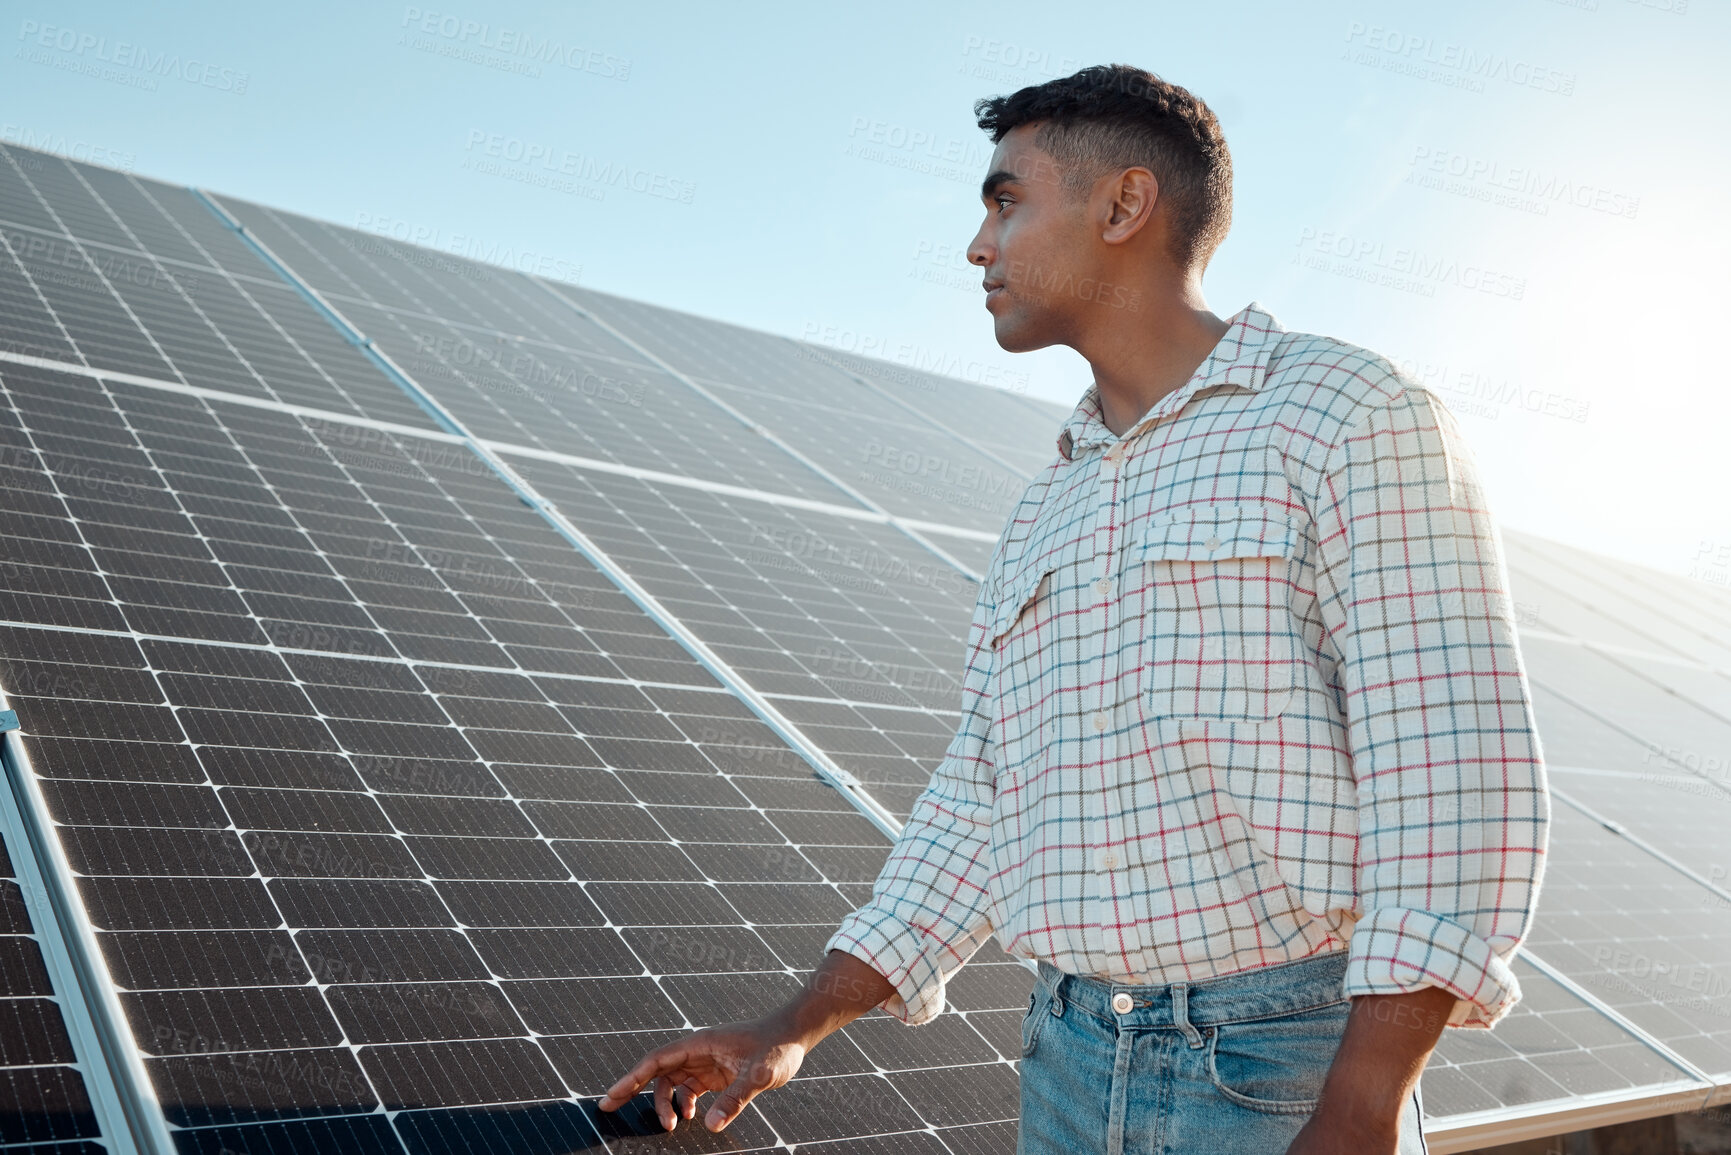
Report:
1171,982,1204,1049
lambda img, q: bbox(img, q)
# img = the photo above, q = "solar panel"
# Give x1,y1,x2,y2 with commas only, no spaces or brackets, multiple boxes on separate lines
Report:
1524,805,1731,1081
794,344,1071,479
0,351,1029,1151
1422,956,1699,1119
1520,637,1731,784
0,146,433,431
0,822,105,1152
3,138,1731,1151
544,284,1032,536
203,197,871,507
1508,535,1731,672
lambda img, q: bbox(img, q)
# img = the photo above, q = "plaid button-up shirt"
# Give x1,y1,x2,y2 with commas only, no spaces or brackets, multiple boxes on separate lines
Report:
828,302,1549,1030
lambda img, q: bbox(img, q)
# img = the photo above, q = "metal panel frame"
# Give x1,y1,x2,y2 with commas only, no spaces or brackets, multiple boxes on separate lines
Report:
1424,1079,1715,1154
0,717,176,1155
532,278,991,583
197,188,906,842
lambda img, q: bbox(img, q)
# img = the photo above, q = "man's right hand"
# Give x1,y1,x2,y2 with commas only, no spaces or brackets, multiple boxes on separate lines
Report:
598,948,897,1133
597,1017,810,1133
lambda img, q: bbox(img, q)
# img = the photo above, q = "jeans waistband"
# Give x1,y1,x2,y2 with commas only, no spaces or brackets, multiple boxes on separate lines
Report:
1035,949,1350,1031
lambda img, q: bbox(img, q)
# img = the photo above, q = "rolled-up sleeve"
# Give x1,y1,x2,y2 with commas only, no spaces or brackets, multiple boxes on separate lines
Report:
825,587,1002,1025
1310,384,1550,1028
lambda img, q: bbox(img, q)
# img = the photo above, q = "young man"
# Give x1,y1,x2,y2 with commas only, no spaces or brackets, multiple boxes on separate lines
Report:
601,64,1548,1154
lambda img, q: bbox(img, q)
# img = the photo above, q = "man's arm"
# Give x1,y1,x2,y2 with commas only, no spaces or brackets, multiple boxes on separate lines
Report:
601,577,1009,1130
1288,986,1456,1153
1302,382,1550,1148
597,948,894,1132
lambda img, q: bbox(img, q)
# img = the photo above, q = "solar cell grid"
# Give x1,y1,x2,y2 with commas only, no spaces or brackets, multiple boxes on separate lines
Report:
799,342,1069,477
1420,956,1700,1122
503,460,977,813
550,283,1031,534
1548,770,1731,898
0,823,104,1151
0,351,1039,1151
1520,636,1731,784
0,146,432,429
1502,533,1731,658
1525,805,1731,1080
6,140,1731,1149
208,195,867,506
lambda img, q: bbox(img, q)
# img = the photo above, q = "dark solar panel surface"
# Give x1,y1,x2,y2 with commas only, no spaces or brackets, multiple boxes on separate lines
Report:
1505,535,1731,671
4,140,1731,1149
0,354,1028,1152
793,343,1070,479
0,828,103,1151
545,284,1030,533
0,146,432,431
1421,955,1697,1120
1524,804,1731,1079
1550,769,1731,894
506,460,973,817
206,196,867,506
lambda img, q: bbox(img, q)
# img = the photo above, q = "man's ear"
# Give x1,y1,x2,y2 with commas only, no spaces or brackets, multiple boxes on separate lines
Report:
1100,168,1159,247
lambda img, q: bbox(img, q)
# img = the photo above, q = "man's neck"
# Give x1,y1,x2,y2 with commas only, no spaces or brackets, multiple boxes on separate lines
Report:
1083,283,1232,437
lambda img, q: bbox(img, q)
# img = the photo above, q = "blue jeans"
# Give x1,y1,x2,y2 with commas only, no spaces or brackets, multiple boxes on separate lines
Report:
1017,951,1428,1154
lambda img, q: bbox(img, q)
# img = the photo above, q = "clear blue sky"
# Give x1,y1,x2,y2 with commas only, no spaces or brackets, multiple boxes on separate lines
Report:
4,0,1728,580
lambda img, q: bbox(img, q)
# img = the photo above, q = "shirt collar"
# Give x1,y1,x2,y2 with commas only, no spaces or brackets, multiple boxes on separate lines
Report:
1056,301,1285,462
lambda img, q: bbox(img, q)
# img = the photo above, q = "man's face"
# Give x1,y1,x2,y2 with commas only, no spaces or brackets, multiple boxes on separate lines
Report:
967,124,1096,353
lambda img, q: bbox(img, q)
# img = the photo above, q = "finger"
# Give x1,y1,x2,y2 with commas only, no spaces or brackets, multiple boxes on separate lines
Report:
677,1078,705,1120
704,1062,769,1133
599,1044,690,1110
654,1074,677,1132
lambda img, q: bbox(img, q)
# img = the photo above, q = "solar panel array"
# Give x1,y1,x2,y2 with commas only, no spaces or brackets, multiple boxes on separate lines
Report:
0,819,102,1152
0,140,1727,1155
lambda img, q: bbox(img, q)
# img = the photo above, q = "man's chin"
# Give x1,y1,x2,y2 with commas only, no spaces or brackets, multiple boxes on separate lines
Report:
992,315,1051,354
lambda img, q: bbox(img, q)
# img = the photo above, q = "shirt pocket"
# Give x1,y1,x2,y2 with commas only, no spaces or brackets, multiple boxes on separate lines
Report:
987,561,1057,787
1137,507,1303,722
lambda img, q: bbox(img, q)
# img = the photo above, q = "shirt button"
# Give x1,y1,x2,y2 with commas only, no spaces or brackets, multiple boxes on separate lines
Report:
1093,577,1113,597
1095,849,1119,872
1090,711,1109,732
1112,992,1134,1015
1205,535,1222,551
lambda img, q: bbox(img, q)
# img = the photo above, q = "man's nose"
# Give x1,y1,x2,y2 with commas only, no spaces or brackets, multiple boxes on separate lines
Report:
967,231,992,267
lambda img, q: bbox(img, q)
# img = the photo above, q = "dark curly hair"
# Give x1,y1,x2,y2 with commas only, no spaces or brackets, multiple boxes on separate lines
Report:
974,64,1232,270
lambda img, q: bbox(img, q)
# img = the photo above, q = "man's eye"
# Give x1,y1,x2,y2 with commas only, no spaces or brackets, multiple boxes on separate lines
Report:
994,196,1013,212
